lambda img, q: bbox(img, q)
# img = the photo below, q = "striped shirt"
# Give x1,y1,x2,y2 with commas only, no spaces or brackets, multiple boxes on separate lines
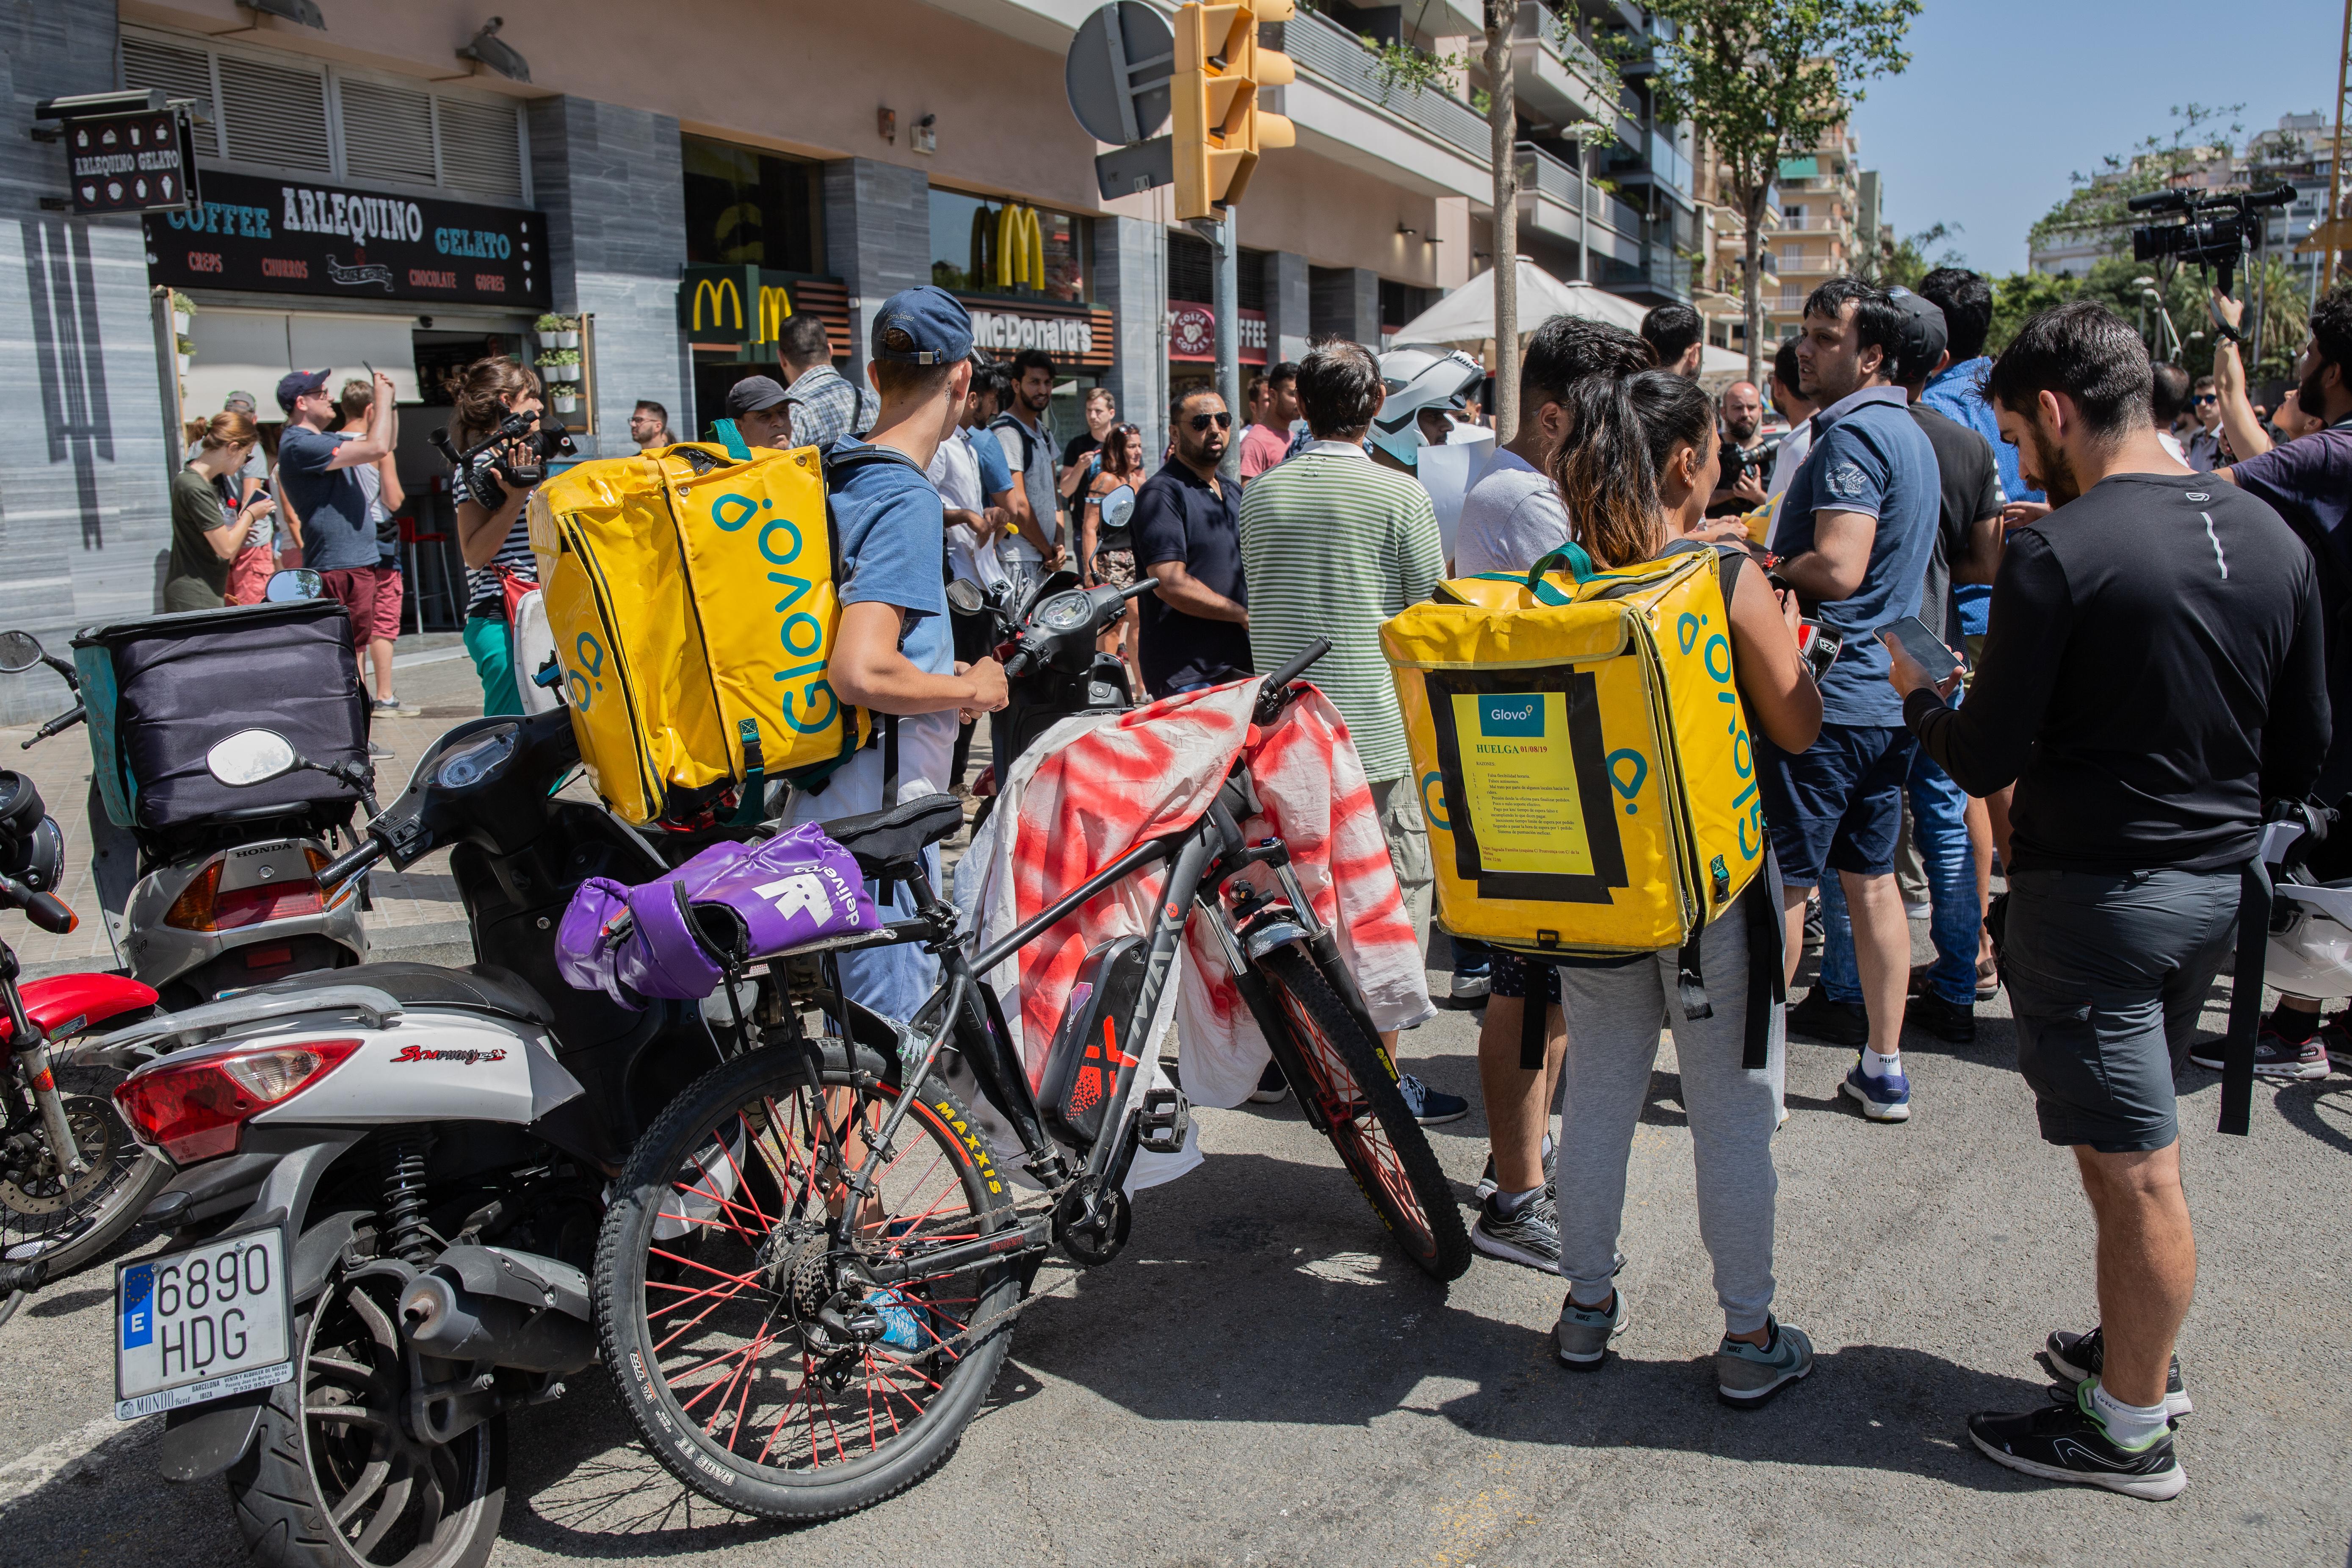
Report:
451,454,537,617
1236,442,1443,781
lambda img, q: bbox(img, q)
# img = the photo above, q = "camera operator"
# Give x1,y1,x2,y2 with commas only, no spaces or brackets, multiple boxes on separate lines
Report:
1706,381,1771,517
1885,301,2327,1498
448,358,553,717
2202,281,2352,1075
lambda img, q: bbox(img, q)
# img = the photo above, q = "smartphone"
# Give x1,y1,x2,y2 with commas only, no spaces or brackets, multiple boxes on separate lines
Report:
1881,614,1962,682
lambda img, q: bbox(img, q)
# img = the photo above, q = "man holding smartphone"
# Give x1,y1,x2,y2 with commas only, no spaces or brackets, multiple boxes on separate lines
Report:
1885,301,2326,1498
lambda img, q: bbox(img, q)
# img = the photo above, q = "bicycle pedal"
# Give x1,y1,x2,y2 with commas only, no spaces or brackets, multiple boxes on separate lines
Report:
1136,1085,1191,1154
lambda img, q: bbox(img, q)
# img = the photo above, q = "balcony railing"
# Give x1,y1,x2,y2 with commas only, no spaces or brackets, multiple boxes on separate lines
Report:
1516,140,1583,210
1285,10,1490,165
1775,214,1846,232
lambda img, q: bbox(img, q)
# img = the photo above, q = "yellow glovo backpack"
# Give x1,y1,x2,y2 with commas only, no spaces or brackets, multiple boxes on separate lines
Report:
527,431,875,827
1382,544,1782,1066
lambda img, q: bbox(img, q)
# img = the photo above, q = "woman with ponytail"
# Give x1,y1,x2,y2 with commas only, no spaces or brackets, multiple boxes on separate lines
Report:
447,357,545,715
1534,371,1825,1403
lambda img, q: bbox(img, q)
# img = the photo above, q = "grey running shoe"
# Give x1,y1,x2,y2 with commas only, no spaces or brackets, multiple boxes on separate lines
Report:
1472,1190,1560,1271
1716,1316,1814,1407
1472,1142,1557,1202
1555,1289,1629,1370
2042,1327,2192,1420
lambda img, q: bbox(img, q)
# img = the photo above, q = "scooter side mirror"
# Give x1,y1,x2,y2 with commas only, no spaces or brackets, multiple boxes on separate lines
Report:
207,729,301,787
264,569,324,603
0,631,44,674
1097,485,1135,530
945,579,987,615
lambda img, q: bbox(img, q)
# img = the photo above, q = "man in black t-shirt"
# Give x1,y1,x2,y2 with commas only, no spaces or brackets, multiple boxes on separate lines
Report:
1131,387,1249,696
1887,301,2327,1502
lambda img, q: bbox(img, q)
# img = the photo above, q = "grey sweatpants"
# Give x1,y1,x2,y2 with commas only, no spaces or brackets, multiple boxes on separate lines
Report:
1553,912,1786,1335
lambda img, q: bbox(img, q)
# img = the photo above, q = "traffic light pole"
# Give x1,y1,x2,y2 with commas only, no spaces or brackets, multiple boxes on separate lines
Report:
1210,206,1240,482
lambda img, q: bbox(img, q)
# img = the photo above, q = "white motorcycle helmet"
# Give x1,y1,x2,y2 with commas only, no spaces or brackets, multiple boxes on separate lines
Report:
1368,345,1486,468
2262,809,2352,996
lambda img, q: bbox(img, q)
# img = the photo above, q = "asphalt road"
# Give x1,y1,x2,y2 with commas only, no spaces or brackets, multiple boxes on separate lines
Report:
3,953,2349,1566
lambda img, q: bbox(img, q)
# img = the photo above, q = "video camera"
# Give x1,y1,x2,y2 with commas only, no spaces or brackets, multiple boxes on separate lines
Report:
1721,435,1783,485
2128,182,2296,298
428,407,576,509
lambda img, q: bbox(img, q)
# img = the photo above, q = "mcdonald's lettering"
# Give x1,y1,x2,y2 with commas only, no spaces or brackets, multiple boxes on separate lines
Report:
693,277,743,333
757,284,793,344
995,204,1044,291
967,310,1094,357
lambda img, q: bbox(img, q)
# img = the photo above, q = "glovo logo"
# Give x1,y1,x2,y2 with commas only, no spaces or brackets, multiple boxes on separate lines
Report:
569,631,607,712
996,203,1045,291
691,275,744,334
757,284,793,344
741,489,838,735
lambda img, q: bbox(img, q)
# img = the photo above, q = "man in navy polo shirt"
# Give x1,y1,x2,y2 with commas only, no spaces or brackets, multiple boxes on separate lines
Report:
1763,278,1941,1122
792,286,1007,1023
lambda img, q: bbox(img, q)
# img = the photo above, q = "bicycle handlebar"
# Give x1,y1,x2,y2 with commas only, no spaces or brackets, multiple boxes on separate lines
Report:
1253,638,1332,724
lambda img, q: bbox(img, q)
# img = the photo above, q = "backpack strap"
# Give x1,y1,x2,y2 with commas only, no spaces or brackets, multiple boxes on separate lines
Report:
709,419,753,462
2217,855,2271,1136
1739,868,1785,1070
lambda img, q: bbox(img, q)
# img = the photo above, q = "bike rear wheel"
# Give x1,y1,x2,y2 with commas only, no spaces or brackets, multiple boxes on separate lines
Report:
1257,948,1471,1282
594,1040,1020,1521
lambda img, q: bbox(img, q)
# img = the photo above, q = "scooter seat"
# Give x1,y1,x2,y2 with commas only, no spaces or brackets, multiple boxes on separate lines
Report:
818,793,967,879
250,960,555,1028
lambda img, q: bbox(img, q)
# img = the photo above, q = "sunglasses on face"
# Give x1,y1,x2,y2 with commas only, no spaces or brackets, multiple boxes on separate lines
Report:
2192,394,2217,405
1187,411,1233,432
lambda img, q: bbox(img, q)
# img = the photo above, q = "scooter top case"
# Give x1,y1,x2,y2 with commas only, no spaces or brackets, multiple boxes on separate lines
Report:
72,600,369,832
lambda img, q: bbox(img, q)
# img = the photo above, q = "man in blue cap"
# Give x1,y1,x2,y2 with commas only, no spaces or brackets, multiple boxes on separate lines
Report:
788,286,1008,1022
277,365,396,664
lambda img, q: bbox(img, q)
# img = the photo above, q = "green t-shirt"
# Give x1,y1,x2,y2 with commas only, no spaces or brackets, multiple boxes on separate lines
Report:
1236,447,1443,782
165,467,234,611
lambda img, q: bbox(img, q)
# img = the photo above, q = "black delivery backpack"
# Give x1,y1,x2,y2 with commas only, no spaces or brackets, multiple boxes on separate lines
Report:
71,600,370,830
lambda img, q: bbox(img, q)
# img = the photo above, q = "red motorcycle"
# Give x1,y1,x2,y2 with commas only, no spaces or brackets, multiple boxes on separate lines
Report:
0,769,166,1315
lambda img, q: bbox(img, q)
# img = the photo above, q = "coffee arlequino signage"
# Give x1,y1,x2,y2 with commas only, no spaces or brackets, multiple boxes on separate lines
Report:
143,169,547,308
678,265,851,358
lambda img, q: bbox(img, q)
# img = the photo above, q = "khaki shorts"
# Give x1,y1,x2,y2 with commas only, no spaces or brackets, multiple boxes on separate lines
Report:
1368,774,1433,956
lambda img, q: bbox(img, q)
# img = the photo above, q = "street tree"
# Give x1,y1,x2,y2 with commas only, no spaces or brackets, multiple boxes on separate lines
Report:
1645,0,1919,384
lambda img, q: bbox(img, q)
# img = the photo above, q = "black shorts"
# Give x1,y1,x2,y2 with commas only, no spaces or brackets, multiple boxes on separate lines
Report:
1756,722,1915,888
2003,866,2239,1153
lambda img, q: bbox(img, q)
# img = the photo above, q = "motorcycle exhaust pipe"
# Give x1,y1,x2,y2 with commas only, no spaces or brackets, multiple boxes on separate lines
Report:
398,1273,596,1375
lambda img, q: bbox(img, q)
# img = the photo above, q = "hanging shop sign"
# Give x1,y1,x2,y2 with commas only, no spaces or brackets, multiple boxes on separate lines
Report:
956,295,1114,369
142,169,547,308
678,265,853,357
1166,304,1268,365
66,107,198,216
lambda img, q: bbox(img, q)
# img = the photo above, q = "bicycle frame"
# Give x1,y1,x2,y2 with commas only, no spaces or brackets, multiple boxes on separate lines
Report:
801,764,1339,1261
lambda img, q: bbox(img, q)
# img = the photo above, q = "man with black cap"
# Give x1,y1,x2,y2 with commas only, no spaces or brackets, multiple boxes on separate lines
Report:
1766,279,1943,1124
1810,288,2007,1055
785,285,1008,1024
276,365,395,664
721,375,794,451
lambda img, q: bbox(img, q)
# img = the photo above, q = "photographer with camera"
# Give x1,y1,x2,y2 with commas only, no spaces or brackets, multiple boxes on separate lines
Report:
1706,381,1773,518
2197,280,2352,1076
447,357,558,716
276,367,396,660
1886,300,2326,1497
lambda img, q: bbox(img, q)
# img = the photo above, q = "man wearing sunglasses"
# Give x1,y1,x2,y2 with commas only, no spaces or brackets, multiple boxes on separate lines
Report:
2185,376,2223,472
1131,387,1249,699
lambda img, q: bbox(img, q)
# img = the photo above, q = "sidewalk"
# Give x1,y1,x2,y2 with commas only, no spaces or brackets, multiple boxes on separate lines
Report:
5,637,483,979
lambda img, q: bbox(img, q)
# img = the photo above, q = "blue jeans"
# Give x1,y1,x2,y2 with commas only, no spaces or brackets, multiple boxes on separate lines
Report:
1818,747,1979,1008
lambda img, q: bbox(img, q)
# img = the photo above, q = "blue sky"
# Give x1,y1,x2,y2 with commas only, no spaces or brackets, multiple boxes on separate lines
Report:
1846,0,2336,275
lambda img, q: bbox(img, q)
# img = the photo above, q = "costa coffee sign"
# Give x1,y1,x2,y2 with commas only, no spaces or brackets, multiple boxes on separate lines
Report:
1166,304,1269,365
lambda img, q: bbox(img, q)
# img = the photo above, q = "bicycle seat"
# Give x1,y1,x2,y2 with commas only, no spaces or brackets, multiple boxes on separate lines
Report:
249,960,556,1027
819,793,966,878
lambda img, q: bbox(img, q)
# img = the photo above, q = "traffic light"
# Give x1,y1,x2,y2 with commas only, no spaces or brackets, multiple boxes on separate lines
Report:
1171,0,1296,220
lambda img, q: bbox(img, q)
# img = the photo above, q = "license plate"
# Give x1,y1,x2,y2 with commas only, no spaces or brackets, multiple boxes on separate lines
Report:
114,1228,293,1421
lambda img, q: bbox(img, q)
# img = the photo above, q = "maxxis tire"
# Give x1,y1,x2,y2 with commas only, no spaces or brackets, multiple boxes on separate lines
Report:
226,1293,507,1568
594,1040,1018,1522
1258,947,1472,1282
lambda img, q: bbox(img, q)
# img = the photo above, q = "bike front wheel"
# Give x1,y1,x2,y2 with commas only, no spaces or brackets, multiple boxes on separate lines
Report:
594,1040,1020,1521
1257,948,1471,1282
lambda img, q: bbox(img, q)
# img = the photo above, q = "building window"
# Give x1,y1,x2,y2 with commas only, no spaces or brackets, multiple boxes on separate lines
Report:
122,26,527,204
682,136,818,271
929,188,1086,303
1379,278,1431,330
